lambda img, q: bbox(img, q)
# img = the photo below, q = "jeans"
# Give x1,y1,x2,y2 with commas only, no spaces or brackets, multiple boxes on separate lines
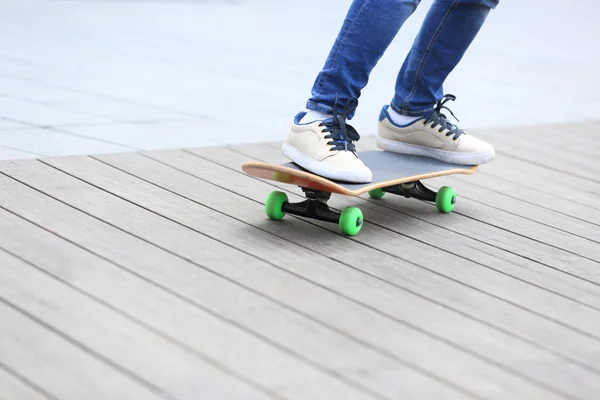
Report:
306,0,499,118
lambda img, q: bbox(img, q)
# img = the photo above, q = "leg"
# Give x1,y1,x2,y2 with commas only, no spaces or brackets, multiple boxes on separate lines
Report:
376,0,499,165
392,0,499,115
307,0,422,119
283,0,423,184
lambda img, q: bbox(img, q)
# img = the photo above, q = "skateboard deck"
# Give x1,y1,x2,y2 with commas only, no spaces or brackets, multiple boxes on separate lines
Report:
242,150,477,195
242,150,478,236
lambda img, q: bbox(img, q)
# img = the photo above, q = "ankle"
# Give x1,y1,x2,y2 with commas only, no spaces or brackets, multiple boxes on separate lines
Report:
387,106,420,126
299,109,331,124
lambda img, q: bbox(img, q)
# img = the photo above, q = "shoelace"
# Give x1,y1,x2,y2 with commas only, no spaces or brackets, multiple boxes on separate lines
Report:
425,94,463,140
319,97,360,152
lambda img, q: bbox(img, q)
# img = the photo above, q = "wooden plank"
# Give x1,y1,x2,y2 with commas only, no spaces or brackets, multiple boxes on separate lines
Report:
264,139,600,251
355,135,600,206
0,364,52,400
502,132,599,164
0,158,577,399
331,136,600,239
477,158,600,206
24,154,600,400
464,122,600,163
232,142,600,282
355,137,600,261
380,180,600,265
496,121,600,146
0,264,168,400
100,150,600,397
264,141,600,260
353,134,600,236
443,175,600,241
471,148,600,198
344,135,600,224
0,169,435,400
210,143,600,303
514,127,600,158
172,146,600,367
0,175,471,400
468,169,600,223
471,125,599,183
2,160,540,398
0,202,378,400
0,220,277,400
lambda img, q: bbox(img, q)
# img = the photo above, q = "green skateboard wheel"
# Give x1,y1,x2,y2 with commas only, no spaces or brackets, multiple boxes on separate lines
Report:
368,188,385,199
435,186,456,213
339,207,363,236
265,191,288,220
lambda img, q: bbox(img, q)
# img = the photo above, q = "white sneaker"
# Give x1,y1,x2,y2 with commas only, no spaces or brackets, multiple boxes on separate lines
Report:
376,96,495,165
281,102,372,183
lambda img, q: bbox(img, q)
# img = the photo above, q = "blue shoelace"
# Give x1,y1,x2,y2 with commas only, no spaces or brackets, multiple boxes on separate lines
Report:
424,94,464,141
319,97,360,153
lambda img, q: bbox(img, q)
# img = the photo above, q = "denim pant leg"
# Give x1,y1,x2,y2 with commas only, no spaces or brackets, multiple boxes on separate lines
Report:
392,0,499,117
306,0,421,119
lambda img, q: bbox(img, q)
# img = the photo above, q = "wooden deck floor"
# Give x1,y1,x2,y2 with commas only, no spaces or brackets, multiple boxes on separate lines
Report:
1,121,599,400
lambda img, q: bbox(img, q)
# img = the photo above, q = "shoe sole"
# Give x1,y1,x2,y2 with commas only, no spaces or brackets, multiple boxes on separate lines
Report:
375,134,495,165
281,142,372,183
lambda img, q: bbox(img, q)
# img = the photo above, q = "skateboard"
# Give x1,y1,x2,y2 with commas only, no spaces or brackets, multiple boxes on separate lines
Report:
242,150,477,236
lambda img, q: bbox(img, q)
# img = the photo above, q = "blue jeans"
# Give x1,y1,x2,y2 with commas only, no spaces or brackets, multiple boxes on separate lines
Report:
306,0,499,118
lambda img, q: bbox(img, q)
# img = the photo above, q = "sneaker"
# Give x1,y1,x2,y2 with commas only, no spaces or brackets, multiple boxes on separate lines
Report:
282,98,373,183
376,94,495,165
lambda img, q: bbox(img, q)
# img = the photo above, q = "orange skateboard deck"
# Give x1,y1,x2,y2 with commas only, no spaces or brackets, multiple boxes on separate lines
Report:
242,150,478,236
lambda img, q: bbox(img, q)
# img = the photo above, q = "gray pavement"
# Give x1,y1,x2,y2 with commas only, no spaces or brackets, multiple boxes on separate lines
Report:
1,0,599,159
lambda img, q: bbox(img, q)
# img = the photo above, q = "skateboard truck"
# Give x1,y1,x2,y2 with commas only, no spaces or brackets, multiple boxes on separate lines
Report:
264,180,457,237
368,180,456,210
264,181,456,237
281,188,340,224
265,187,364,236
379,181,437,202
